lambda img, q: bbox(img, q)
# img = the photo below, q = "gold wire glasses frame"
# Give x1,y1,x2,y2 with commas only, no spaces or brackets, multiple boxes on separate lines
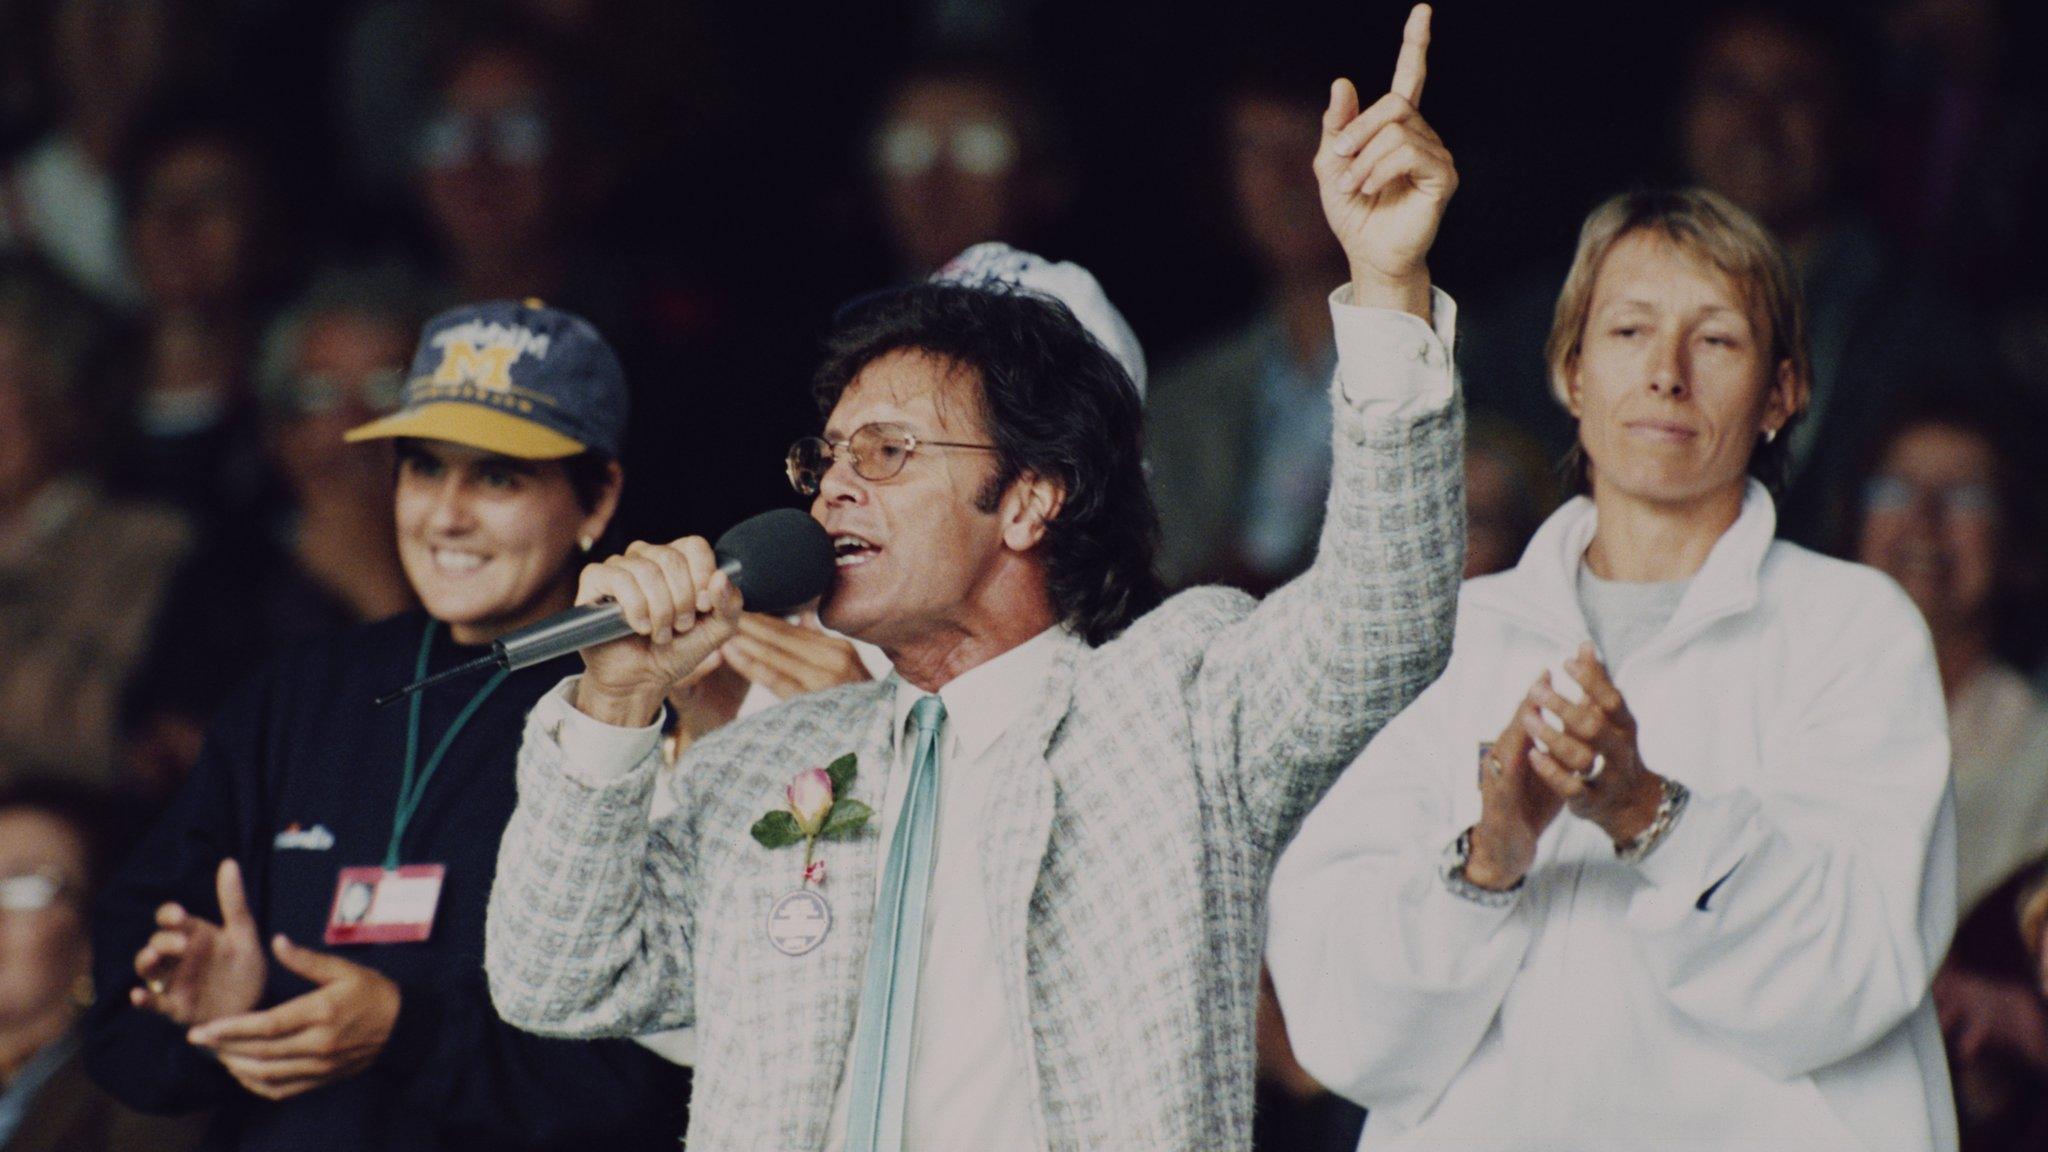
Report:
786,422,998,496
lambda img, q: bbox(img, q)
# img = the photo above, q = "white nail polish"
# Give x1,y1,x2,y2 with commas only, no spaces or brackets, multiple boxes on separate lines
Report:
1539,653,1587,733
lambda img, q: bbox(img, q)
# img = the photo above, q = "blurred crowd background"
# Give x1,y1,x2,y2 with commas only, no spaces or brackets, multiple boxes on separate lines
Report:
2,0,2048,1149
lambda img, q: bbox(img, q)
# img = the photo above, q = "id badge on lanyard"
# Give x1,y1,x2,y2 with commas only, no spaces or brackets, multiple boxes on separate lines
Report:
325,864,447,944
326,621,509,946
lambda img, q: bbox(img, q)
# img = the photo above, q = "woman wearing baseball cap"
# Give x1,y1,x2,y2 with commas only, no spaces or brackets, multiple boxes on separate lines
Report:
83,300,691,1152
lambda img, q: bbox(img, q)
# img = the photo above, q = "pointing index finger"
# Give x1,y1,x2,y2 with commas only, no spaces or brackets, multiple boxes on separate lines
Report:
1389,4,1432,107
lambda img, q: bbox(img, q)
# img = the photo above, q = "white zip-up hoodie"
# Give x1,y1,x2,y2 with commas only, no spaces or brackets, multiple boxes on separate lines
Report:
1269,480,1958,1151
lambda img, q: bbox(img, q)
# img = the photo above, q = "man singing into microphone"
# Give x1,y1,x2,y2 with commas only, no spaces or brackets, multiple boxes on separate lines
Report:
486,7,1461,1148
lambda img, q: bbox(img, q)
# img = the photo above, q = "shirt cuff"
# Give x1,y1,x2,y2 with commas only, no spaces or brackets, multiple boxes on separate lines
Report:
532,676,666,784
1329,283,1458,424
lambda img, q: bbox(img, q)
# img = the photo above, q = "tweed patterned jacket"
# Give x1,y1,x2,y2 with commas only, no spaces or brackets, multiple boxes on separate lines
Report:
485,300,1464,1151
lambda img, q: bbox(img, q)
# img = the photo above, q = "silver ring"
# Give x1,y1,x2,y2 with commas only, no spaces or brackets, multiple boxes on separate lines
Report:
1585,753,1607,782
1485,754,1505,778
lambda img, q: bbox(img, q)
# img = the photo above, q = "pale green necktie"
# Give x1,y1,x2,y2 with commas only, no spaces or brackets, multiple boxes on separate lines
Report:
844,694,945,1152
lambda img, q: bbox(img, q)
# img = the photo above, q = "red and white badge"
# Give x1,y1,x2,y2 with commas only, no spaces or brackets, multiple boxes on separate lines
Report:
324,864,446,945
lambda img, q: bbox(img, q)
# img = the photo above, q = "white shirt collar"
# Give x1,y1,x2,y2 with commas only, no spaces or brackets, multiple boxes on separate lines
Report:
889,626,1068,762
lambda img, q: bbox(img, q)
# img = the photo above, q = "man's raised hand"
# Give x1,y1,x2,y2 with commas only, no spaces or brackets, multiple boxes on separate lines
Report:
1316,4,1456,319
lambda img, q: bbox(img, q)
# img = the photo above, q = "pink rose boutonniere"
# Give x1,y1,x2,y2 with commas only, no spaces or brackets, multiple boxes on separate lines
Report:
751,753,872,887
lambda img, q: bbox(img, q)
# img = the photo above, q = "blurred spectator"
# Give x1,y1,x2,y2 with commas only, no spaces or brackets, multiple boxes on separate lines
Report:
1146,75,1345,592
1854,394,2048,916
1464,417,1557,580
0,782,205,1151
412,28,623,329
1678,5,1989,548
1939,852,2048,1151
124,270,428,789
110,105,295,533
1854,393,2048,1150
1459,5,1989,552
1875,0,2048,307
338,0,717,218
248,277,419,629
0,0,212,312
397,20,801,549
867,56,1074,280
0,262,192,796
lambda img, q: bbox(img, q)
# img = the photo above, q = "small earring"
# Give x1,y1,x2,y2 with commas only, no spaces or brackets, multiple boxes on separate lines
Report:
578,535,595,554
1764,428,1778,444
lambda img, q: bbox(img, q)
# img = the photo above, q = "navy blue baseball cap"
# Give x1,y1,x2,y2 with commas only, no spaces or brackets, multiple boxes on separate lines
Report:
345,298,627,459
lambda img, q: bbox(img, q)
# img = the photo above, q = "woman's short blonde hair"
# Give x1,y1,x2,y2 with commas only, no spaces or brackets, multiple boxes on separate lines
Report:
1544,187,1811,491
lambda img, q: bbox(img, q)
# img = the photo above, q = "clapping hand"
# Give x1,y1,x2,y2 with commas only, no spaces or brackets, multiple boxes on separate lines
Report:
1466,677,1568,890
1524,644,1668,846
1316,3,1456,320
131,859,267,1027
186,936,402,1101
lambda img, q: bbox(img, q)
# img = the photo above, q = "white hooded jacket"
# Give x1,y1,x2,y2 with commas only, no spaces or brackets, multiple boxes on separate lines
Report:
1269,481,1958,1151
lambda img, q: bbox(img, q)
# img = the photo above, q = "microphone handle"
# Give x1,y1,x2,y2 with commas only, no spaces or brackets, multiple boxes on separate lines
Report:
494,556,743,671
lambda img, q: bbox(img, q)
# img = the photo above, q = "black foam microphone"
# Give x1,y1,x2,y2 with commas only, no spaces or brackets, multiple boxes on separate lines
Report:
375,508,836,705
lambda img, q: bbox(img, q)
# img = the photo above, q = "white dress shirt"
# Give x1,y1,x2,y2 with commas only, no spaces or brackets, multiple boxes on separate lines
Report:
821,626,1063,1151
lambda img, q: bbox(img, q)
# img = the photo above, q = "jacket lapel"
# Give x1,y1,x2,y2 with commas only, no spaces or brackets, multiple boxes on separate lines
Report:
975,630,1084,1150
755,684,899,1149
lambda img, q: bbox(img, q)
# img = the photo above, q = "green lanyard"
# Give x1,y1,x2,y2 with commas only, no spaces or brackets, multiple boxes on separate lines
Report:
387,620,512,870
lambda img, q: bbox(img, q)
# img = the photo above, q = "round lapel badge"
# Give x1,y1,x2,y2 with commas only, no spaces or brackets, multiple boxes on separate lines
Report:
766,889,832,957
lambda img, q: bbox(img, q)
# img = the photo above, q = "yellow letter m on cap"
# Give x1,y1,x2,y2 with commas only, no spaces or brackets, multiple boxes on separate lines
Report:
432,341,519,390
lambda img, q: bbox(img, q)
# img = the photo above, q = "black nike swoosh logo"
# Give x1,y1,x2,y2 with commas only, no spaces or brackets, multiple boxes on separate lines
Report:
1696,858,1744,911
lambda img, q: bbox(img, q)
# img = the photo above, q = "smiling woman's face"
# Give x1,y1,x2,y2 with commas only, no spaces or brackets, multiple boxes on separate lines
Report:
1568,231,1798,512
393,440,615,644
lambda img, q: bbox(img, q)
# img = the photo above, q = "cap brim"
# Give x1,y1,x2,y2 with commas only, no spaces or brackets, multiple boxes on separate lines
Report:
342,402,587,459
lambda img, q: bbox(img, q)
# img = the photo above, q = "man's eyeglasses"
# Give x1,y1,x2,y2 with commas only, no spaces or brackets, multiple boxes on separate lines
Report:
0,869,77,913
786,422,998,496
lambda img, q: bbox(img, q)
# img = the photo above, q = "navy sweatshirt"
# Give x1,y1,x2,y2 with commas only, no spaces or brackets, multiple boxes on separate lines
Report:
84,611,691,1151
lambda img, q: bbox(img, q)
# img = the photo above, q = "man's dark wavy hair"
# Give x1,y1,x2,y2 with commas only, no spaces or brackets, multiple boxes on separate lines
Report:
813,283,1164,645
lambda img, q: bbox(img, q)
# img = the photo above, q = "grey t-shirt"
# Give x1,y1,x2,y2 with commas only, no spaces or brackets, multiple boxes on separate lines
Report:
1575,565,1691,669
